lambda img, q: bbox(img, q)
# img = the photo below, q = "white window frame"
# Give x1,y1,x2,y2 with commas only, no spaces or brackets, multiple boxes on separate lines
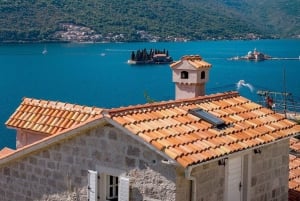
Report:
106,175,119,200
97,166,129,201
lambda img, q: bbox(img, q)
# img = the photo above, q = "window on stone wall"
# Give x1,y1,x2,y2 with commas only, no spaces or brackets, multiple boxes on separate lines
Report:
88,170,129,201
106,175,118,201
181,71,189,79
201,71,205,79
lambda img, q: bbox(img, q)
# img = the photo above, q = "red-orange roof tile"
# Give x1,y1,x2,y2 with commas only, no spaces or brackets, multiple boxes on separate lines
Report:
0,147,15,157
6,98,103,135
289,154,300,201
170,55,212,69
106,91,300,167
290,137,300,153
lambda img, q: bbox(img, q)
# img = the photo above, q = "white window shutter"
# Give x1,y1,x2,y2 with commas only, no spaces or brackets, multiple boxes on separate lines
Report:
118,176,129,201
88,170,98,201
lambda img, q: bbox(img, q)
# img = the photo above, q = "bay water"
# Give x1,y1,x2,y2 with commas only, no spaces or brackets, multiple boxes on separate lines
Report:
0,39,299,149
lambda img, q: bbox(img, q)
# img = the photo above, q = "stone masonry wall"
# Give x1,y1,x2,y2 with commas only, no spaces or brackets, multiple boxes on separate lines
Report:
0,124,177,201
250,139,290,201
174,169,191,201
184,139,290,201
192,161,226,201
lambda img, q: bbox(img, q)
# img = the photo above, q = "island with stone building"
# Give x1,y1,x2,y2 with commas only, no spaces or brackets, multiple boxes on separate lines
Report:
127,48,173,65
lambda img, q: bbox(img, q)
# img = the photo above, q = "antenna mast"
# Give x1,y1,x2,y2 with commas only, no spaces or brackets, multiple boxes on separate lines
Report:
283,66,287,118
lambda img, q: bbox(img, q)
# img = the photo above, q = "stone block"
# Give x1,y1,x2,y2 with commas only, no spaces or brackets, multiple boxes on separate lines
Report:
42,150,50,158
38,159,46,168
25,164,33,172
47,161,56,169
34,167,42,175
3,167,10,176
65,155,74,164
127,145,141,157
53,152,62,161
108,129,118,140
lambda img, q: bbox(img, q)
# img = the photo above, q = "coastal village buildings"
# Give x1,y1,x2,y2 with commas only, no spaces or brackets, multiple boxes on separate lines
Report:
0,55,300,201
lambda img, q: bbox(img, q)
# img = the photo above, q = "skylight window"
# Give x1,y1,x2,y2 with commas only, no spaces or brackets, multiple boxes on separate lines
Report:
189,108,226,129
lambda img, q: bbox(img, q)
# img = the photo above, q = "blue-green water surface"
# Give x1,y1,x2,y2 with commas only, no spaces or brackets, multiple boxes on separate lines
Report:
0,39,299,149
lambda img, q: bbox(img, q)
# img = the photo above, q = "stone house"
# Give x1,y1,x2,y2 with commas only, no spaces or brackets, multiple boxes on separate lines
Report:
0,55,300,201
289,137,300,201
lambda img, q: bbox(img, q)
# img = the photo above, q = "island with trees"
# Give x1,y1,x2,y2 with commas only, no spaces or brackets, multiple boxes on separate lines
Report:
128,49,173,65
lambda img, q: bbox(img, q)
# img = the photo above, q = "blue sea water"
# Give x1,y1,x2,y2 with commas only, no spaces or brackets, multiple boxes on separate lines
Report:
0,39,299,149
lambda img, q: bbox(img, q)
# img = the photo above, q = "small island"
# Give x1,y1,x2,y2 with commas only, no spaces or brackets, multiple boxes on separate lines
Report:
128,48,173,65
229,48,272,61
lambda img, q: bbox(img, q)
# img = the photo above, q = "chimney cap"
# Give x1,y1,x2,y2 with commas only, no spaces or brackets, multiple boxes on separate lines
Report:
181,55,202,61
170,54,211,69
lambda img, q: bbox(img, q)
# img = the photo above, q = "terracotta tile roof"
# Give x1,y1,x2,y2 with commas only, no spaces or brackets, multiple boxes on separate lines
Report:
0,147,14,157
170,55,211,69
289,154,300,201
5,98,103,135
106,91,300,167
291,137,300,153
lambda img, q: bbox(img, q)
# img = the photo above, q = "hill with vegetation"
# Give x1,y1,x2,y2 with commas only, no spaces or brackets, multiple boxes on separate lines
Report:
0,0,299,42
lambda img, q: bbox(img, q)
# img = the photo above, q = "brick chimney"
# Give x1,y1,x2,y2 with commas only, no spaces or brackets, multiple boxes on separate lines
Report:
170,55,212,99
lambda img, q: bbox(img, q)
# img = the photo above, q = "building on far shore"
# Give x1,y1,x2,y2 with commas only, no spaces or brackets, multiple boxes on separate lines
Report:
0,55,300,201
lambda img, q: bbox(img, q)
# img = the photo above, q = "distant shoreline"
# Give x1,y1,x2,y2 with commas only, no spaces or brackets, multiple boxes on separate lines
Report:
0,37,299,44
0,40,69,44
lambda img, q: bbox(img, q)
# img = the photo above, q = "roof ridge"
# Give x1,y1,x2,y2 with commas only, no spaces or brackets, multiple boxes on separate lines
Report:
22,97,102,114
170,54,212,69
182,55,203,61
106,91,239,117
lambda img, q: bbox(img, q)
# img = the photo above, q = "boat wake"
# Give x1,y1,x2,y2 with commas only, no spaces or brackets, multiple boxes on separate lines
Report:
105,48,132,52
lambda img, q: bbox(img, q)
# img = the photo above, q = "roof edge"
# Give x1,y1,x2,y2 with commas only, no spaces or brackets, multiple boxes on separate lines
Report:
104,116,180,166
186,134,295,171
106,91,239,117
0,118,106,167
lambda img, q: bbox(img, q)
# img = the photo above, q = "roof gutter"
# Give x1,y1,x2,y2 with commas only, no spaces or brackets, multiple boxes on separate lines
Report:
185,165,196,201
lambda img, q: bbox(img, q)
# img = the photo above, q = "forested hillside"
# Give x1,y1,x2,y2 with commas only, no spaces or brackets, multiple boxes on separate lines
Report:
0,0,299,42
